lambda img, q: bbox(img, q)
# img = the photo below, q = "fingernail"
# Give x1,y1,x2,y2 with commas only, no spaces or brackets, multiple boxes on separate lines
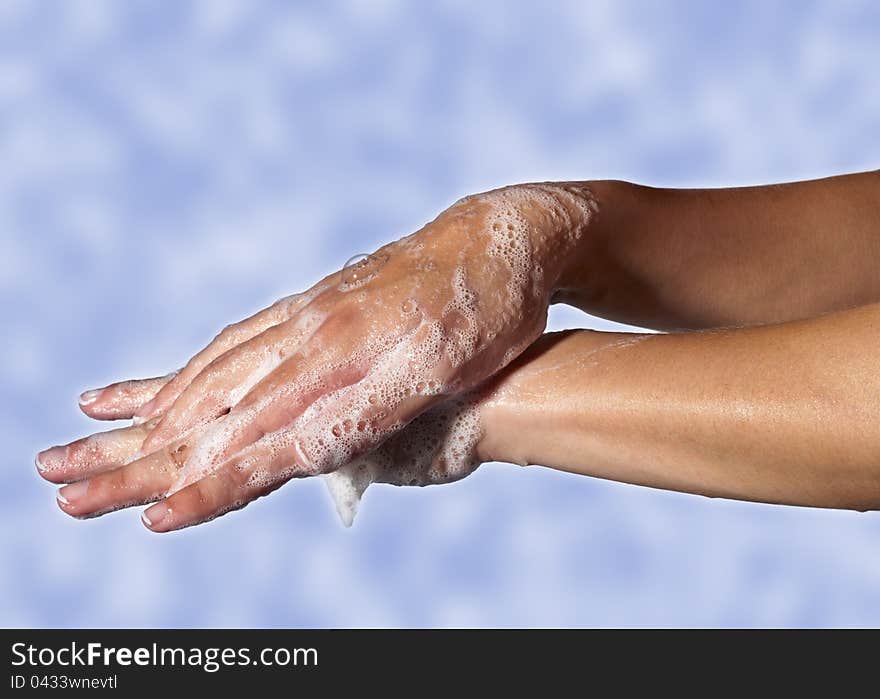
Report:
57,481,89,505
142,502,169,528
78,389,102,406
36,446,66,473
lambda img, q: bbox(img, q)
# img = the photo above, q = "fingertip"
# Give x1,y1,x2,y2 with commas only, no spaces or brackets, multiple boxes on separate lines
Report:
78,388,111,419
78,404,103,419
140,510,155,530
78,389,102,407
56,489,84,518
35,446,67,483
142,501,171,532
41,471,68,485
78,402,104,419
82,375,178,421
55,481,92,517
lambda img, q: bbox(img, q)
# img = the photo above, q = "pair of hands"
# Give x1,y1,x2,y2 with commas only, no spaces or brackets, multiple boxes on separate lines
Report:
36,183,596,530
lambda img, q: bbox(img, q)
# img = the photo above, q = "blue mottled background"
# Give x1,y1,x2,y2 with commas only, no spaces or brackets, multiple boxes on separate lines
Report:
2,0,880,627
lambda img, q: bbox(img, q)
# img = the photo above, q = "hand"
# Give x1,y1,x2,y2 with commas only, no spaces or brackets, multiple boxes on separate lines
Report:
37,183,597,530
39,369,489,529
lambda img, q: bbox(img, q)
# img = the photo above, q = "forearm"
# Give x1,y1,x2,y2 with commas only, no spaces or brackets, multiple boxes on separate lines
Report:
477,303,880,510
552,171,880,330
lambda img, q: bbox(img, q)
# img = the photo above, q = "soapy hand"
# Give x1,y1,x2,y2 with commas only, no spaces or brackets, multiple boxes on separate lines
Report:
40,373,488,528
37,183,596,530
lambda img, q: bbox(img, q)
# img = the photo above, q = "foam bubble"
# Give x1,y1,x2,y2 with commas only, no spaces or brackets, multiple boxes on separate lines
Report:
322,393,483,525
167,183,598,518
324,461,377,527
339,253,388,292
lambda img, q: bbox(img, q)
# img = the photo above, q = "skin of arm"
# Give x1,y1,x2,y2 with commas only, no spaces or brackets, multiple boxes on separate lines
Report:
41,303,880,527
561,170,880,329
36,170,880,528
479,304,880,511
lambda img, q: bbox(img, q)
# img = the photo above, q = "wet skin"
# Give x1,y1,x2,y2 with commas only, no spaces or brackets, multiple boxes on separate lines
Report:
37,170,880,529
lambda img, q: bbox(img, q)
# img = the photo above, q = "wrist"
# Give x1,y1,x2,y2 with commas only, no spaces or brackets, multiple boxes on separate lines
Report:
506,181,603,303
474,388,524,466
473,328,644,467
549,179,646,306
471,330,576,466
451,182,605,306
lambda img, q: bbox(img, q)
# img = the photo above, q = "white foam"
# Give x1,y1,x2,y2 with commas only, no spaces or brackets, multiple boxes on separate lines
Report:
165,183,597,521
324,461,377,527
338,253,389,292
322,393,483,525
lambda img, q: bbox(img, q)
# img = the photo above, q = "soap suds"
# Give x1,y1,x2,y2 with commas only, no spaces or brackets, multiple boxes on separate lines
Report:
323,393,483,526
161,184,597,523
338,253,389,292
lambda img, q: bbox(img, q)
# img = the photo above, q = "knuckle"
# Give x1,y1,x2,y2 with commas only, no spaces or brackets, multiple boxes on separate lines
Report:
215,322,239,344
91,473,116,501
179,480,211,513
225,460,254,492
116,465,136,491
165,442,190,472
225,461,252,489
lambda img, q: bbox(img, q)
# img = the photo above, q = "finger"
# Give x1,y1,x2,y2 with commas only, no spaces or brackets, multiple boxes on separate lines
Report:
170,310,451,493
56,441,187,519
143,374,452,532
291,382,437,476
142,308,328,451
163,316,371,492
144,370,440,533
141,356,444,533
136,291,320,422
78,374,176,421
36,422,153,484
283,316,457,476
141,431,308,532
176,358,436,499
